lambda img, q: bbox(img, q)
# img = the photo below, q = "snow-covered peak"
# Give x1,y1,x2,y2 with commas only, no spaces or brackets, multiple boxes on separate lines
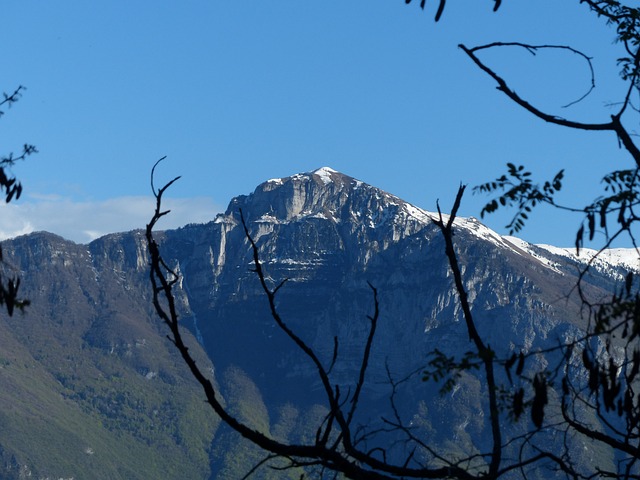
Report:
309,166,340,186
239,168,640,275
312,166,338,180
267,167,344,186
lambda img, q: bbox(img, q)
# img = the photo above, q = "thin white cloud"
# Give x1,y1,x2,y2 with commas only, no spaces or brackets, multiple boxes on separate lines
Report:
0,195,222,244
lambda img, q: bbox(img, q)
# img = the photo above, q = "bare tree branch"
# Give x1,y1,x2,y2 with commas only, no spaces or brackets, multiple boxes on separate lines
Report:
433,185,503,477
459,42,640,167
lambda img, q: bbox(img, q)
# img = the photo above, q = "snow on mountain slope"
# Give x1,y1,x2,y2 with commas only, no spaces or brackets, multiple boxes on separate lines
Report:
501,236,640,278
533,242,640,275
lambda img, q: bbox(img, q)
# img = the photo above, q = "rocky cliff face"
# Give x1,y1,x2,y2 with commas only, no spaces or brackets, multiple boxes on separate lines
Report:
0,167,631,478
156,167,625,476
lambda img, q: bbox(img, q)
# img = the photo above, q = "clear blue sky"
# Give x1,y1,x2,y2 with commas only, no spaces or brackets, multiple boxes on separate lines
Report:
0,1,634,246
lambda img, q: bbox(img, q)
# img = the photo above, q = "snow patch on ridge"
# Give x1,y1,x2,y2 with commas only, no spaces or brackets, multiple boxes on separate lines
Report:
312,166,338,185
267,166,340,187
401,202,435,224
502,236,563,273
535,244,640,274
266,177,283,186
502,236,640,276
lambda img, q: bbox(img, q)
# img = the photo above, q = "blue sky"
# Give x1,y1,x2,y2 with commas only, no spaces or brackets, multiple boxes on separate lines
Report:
0,1,635,246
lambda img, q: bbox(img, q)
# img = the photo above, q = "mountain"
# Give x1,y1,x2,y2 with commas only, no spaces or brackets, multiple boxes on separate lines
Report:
0,166,633,478
178,166,623,390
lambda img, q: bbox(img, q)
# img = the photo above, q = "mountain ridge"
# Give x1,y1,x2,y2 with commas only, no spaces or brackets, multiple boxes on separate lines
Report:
218,166,639,277
9,166,636,277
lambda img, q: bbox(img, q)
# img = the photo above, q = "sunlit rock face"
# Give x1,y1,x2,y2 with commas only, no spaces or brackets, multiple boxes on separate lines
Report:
1,167,633,478
164,167,610,392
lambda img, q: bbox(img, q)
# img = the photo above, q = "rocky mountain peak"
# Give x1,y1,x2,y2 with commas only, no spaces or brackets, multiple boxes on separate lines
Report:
221,166,433,234
215,167,638,277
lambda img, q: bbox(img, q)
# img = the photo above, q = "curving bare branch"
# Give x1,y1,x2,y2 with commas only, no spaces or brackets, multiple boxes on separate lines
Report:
403,0,502,21
459,42,640,167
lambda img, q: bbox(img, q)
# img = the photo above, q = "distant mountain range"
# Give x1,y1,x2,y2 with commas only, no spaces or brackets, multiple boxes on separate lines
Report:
0,166,633,479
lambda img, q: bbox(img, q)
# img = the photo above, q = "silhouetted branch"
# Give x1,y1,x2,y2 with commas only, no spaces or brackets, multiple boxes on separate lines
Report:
403,0,502,21
0,84,32,317
0,86,25,115
347,282,379,427
238,208,344,434
434,184,503,476
459,42,640,166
